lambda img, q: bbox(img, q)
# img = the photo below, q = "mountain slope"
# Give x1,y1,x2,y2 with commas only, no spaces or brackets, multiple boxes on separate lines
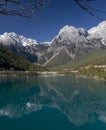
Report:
0,32,38,46
68,49,106,68
50,49,106,70
89,21,106,46
41,22,105,67
0,32,39,63
0,44,31,71
0,45,47,71
43,46,72,67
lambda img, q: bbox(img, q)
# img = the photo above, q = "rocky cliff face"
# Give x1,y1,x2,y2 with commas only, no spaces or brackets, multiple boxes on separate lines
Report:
39,22,105,66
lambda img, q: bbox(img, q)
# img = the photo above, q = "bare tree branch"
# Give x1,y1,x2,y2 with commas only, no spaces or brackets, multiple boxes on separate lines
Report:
0,0,105,20
75,0,106,20
0,0,49,17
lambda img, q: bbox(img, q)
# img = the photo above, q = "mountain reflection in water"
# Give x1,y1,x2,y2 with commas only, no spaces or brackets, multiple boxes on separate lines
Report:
0,76,106,126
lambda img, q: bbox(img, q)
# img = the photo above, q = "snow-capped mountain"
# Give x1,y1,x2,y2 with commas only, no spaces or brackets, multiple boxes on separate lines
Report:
0,21,106,66
53,21,106,47
88,21,106,46
41,22,105,66
52,25,89,45
0,32,38,47
0,32,40,62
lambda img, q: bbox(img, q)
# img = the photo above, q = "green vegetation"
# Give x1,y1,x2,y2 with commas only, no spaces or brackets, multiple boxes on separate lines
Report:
69,49,106,69
78,65,106,80
0,43,106,80
50,49,106,70
49,49,106,80
0,44,46,71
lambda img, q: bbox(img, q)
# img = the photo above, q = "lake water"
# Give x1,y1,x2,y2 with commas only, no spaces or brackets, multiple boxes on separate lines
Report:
0,76,106,130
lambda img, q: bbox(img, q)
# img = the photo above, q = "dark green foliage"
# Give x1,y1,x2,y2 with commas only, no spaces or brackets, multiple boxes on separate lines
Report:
0,44,47,71
0,44,31,71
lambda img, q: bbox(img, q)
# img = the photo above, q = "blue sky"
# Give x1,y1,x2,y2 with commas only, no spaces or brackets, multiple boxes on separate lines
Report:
0,0,106,42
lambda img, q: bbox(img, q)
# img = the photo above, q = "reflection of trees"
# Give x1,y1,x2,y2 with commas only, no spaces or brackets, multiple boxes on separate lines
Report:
0,76,106,125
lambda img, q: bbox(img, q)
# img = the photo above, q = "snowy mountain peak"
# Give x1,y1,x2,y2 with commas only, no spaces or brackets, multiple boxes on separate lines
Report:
59,25,88,36
59,25,76,34
98,20,106,28
78,28,88,37
3,32,18,36
88,21,106,46
53,21,106,46
0,32,38,47
53,25,88,45
89,21,106,34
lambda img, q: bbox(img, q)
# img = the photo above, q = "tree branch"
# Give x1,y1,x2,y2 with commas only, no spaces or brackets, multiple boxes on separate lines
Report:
0,0,49,17
75,0,106,20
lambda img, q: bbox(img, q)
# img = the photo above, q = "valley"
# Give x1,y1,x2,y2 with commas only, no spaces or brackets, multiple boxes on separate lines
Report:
0,21,106,79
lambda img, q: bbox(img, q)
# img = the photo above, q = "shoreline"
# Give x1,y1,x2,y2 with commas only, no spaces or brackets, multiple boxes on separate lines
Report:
0,71,38,77
0,71,105,81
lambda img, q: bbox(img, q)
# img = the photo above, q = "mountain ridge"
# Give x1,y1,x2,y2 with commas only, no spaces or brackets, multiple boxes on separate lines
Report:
0,21,106,67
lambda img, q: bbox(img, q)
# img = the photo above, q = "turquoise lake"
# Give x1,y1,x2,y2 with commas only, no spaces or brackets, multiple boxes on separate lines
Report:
0,76,106,130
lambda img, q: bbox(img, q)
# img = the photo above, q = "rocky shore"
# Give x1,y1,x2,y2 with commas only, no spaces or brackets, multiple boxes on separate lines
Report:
0,70,105,81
